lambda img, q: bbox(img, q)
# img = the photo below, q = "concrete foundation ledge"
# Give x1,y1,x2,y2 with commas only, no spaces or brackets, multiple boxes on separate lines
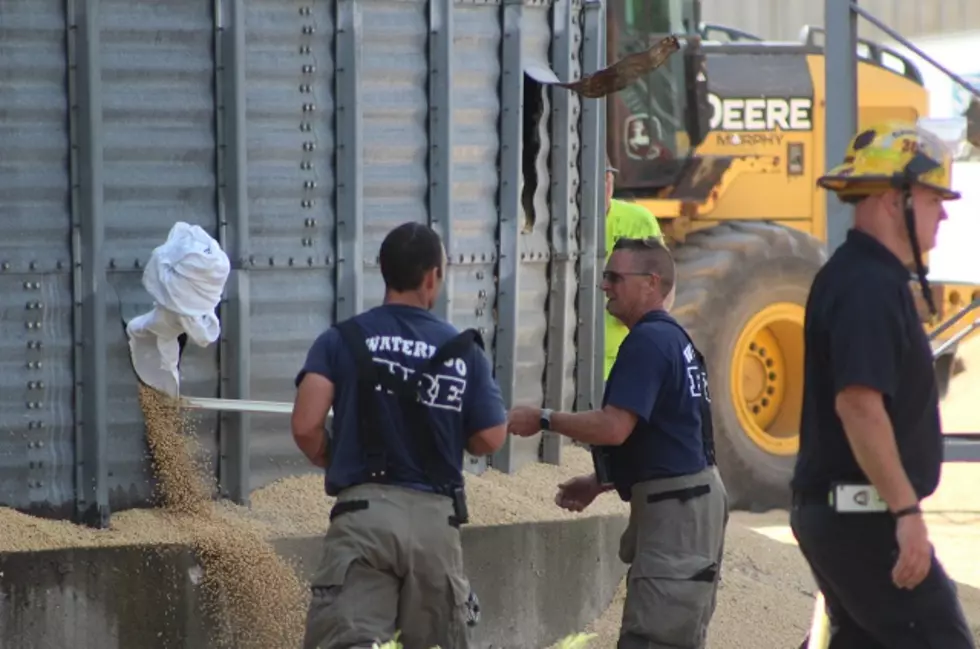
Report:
0,514,629,649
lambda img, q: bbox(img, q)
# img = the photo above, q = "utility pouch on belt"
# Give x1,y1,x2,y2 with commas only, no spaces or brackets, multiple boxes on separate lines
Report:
335,318,484,525
452,486,469,525
591,446,613,486
829,482,889,513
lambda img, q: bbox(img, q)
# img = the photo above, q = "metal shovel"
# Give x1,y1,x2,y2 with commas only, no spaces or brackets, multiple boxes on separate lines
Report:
122,311,298,416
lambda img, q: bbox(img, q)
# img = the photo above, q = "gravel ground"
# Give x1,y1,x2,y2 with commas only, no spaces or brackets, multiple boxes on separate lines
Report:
576,516,819,649
578,511,980,649
573,336,980,649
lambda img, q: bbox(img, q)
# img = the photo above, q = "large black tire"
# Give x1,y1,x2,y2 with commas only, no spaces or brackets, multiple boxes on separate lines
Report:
670,222,827,511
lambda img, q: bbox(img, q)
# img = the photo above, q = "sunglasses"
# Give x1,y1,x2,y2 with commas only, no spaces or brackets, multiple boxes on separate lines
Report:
602,270,655,283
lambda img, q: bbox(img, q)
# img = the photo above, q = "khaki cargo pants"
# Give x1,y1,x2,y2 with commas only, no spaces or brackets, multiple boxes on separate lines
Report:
302,483,479,649
617,467,730,649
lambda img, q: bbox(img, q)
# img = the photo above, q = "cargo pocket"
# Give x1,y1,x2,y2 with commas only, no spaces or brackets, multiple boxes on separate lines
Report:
620,553,719,649
618,515,637,564
303,552,357,649
445,574,479,648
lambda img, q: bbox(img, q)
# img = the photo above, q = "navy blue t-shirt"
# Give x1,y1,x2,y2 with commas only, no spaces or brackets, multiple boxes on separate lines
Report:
601,309,708,500
296,303,507,496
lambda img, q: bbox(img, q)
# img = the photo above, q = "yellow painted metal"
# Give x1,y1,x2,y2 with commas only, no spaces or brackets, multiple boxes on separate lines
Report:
618,44,979,457
730,303,806,456
632,54,931,230
926,283,980,349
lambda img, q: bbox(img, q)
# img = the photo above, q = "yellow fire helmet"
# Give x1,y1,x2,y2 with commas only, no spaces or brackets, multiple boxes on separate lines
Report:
817,121,962,202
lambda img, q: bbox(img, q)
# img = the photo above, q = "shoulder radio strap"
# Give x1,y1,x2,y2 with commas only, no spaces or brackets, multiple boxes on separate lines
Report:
335,319,390,480
649,318,717,467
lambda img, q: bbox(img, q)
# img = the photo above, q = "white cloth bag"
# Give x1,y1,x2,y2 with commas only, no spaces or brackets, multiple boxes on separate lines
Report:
126,222,231,396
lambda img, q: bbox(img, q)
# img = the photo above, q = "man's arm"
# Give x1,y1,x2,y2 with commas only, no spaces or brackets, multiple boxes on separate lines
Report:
550,406,638,446
829,286,915,511
464,346,508,456
551,333,663,446
291,330,338,468
836,387,918,511
293,375,334,467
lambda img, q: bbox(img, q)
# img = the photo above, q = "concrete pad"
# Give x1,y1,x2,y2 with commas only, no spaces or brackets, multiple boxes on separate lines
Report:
0,544,215,648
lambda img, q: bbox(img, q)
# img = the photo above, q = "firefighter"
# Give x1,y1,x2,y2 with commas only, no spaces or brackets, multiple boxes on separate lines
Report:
291,222,508,649
507,236,729,649
604,155,667,380
790,122,975,648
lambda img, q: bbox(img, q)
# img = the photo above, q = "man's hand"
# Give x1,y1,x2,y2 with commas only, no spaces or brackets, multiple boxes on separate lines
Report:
507,406,542,437
555,474,602,512
892,513,933,589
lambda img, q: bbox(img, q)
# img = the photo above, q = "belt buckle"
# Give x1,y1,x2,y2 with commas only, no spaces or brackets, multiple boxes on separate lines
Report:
829,483,889,513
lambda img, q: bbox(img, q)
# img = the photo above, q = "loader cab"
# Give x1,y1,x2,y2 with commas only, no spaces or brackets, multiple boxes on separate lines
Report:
606,0,931,205
605,0,711,192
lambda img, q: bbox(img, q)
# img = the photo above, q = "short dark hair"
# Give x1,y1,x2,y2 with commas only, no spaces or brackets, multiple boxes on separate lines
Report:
612,236,675,297
379,222,444,292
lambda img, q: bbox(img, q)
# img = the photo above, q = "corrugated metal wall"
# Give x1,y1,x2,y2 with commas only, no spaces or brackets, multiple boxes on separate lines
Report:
101,0,223,510
701,0,980,43
0,0,604,524
0,0,77,519
242,0,340,492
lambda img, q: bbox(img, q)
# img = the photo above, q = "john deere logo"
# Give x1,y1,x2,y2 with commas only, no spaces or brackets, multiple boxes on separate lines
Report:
708,93,813,132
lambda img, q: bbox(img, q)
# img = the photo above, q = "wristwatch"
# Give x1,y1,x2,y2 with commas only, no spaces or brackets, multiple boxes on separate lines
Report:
539,408,554,432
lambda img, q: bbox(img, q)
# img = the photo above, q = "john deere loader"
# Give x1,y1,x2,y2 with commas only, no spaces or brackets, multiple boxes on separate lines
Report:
604,0,980,510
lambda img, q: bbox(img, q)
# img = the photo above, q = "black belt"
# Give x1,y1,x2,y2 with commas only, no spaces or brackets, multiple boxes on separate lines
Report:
330,500,369,520
792,490,832,507
329,499,461,528
646,484,711,504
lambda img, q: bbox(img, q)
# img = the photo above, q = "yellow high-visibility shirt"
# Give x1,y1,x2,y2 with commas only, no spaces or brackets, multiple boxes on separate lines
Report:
604,198,664,380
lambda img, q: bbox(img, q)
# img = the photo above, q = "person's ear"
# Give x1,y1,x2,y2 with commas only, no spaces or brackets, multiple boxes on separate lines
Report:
647,273,660,295
426,266,440,291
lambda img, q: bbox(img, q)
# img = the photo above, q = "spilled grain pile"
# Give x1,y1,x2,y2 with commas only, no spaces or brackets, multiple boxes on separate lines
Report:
0,402,630,645
0,441,629,552
135,383,308,649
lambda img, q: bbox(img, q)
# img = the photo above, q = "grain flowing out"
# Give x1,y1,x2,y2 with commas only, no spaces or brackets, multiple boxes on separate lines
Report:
136,383,309,649
137,383,213,515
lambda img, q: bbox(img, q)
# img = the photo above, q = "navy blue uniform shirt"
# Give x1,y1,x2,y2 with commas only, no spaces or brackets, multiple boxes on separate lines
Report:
601,309,708,500
296,304,507,497
791,229,943,500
